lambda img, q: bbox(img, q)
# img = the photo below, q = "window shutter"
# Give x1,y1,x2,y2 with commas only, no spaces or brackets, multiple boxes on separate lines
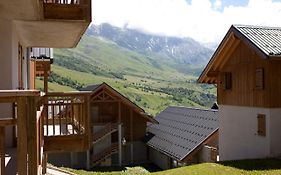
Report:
223,72,232,90
257,114,266,136
255,68,264,90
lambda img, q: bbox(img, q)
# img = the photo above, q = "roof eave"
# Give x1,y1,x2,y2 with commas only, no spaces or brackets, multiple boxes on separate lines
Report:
198,25,238,84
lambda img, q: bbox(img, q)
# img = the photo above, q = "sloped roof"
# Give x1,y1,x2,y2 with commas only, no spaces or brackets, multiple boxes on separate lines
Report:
81,82,158,123
198,25,281,84
146,106,218,161
81,84,101,91
235,25,281,56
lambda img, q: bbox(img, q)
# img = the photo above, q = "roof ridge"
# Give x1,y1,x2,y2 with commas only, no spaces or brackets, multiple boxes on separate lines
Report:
233,24,281,30
167,106,218,112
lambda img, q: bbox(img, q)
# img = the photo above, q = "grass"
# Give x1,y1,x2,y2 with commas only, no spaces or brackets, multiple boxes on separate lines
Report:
62,159,281,175
45,65,212,115
51,34,217,115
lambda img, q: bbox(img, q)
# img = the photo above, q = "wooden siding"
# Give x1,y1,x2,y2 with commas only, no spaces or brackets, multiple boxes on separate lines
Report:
217,41,272,107
90,87,148,142
268,60,281,107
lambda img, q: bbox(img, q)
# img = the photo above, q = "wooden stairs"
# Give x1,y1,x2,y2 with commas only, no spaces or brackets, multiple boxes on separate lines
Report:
92,143,118,166
92,123,118,144
91,123,119,166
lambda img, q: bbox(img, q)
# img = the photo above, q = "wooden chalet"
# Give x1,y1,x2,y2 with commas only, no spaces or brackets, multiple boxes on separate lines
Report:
0,0,91,174
48,83,157,168
146,106,218,169
198,25,281,161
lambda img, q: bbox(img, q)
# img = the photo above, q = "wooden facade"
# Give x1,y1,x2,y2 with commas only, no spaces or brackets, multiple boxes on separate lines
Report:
199,26,281,108
87,83,156,166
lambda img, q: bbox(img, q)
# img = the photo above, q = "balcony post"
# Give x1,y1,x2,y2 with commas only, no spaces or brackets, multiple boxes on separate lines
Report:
118,123,122,167
17,97,28,175
27,96,39,175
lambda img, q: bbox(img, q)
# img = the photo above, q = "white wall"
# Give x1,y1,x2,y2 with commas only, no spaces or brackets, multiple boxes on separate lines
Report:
269,108,281,157
148,147,171,170
219,105,271,161
0,18,29,147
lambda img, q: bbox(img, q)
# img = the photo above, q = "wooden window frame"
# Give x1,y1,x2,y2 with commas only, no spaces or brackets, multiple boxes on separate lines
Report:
255,68,264,90
257,114,266,137
18,43,24,90
222,72,232,90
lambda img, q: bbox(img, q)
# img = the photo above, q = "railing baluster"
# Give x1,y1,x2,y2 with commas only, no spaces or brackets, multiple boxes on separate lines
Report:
65,103,68,135
59,101,62,135
71,103,74,135
52,100,55,136
0,127,5,175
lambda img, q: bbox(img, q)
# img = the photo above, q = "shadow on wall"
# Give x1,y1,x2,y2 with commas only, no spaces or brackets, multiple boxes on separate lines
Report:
217,158,281,171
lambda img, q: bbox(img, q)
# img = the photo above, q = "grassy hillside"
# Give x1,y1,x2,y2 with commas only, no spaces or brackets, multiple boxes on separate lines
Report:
64,159,281,175
49,34,216,115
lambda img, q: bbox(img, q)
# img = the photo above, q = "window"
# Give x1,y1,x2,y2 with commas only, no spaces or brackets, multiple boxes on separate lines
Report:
222,72,232,90
257,114,266,136
255,68,264,90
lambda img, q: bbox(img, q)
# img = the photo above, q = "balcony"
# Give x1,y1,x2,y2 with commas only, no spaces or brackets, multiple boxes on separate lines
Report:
42,91,91,152
43,0,91,21
10,0,92,48
0,90,91,174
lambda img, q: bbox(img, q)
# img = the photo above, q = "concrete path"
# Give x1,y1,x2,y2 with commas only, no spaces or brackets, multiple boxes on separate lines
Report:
47,167,76,175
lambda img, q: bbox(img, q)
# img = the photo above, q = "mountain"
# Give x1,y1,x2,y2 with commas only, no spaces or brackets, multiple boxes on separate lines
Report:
47,23,216,115
86,23,213,75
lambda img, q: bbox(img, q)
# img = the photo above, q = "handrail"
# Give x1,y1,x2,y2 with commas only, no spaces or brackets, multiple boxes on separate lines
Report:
43,0,91,22
92,143,118,164
0,118,17,126
43,0,80,5
92,123,119,143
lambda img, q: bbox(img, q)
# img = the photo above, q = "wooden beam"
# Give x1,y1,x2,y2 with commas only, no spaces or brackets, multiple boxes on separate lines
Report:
118,102,121,123
42,153,47,174
0,118,17,126
17,97,28,175
27,96,39,175
44,135,86,152
207,71,219,78
43,62,48,94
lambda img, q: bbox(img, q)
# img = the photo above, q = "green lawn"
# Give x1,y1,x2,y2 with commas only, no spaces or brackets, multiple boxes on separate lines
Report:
63,159,281,175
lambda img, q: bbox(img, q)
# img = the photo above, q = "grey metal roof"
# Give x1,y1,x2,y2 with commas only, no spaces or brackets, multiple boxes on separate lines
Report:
80,84,101,91
234,25,281,56
146,106,218,161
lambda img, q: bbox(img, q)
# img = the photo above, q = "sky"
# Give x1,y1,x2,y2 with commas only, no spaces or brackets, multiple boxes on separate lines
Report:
92,0,281,44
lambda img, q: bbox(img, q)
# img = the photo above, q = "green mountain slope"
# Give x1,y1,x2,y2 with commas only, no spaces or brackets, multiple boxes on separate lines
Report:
49,31,216,115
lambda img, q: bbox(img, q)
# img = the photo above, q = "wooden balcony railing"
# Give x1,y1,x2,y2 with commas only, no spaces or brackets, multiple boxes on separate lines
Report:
0,118,17,175
42,92,91,152
0,90,41,175
42,92,90,136
43,0,91,21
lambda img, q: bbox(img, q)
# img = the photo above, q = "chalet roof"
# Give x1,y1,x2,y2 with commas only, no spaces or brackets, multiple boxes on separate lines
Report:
81,82,158,123
81,84,101,91
235,25,281,56
146,106,218,161
198,25,281,84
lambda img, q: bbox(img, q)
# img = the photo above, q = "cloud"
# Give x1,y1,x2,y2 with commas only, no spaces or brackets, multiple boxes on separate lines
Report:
92,0,281,43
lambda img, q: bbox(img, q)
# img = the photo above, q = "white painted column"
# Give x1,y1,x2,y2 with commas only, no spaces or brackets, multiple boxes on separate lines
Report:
118,124,122,166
